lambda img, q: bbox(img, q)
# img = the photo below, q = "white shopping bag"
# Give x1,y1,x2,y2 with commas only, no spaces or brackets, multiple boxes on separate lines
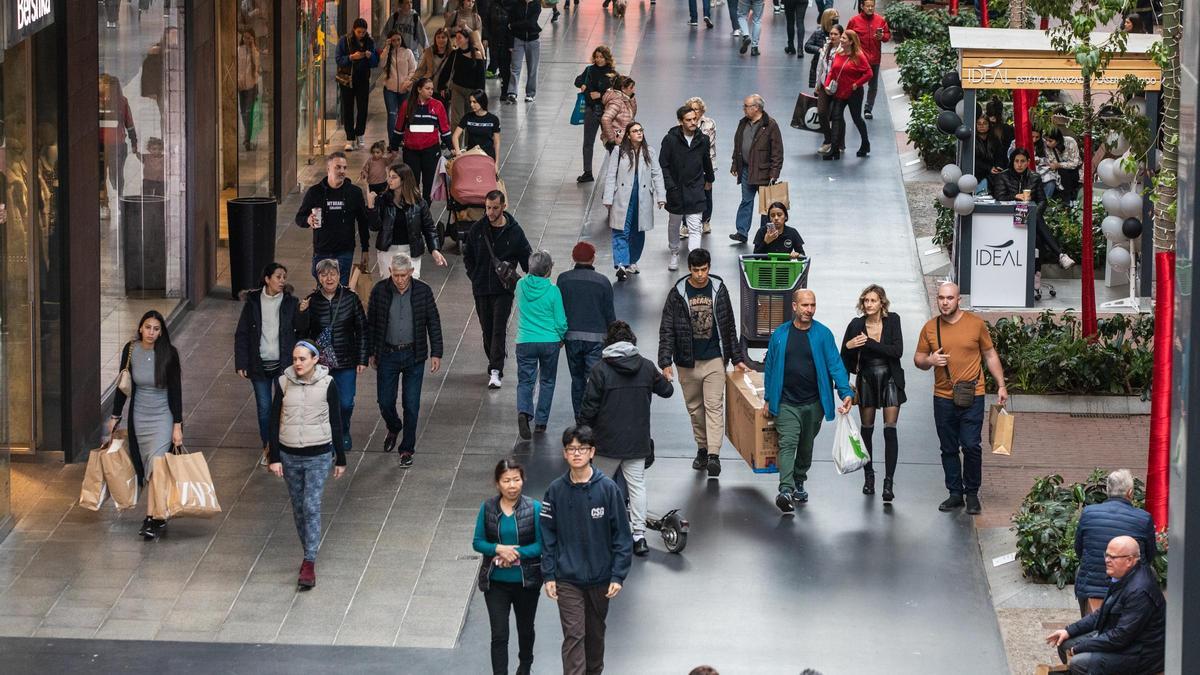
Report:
832,412,870,475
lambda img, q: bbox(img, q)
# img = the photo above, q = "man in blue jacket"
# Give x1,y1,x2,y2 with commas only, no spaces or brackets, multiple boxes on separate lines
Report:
764,289,853,511
1073,469,1157,617
557,242,616,419
541,425,633,675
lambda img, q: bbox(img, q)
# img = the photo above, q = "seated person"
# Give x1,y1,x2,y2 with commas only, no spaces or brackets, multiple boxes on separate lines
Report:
991,148,1075,278
753,202,805,258
1045,535,1165,675
1074,469,1157,618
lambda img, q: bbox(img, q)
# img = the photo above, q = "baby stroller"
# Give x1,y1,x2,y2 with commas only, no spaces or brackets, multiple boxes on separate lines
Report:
440,148,500,246
610,440,689,554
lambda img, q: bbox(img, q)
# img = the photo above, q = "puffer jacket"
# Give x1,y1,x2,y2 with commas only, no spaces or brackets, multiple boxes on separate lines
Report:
268,364,347,465
1074,497,1157,599
365,277,444,363
368,192,440,257
579,342,674,460
804,29,829,88
298,285,368,369
600,89,637,146
989,167,1046,203
1065,562,1165,674
658,275,744,369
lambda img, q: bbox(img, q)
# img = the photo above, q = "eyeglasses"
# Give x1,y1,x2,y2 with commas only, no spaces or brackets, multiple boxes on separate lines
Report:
1103,553,1137,561
564,445,593,455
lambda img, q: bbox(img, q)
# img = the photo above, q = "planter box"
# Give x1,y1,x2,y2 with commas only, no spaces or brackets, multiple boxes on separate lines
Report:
976,393,1150,528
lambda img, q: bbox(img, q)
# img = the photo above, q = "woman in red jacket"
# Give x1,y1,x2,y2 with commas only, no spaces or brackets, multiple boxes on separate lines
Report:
397,77,452,203
821,29,873,160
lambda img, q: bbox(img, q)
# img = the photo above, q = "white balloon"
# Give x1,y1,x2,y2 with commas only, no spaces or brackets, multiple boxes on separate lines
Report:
1113,156,1136,184
958,174,979,194
1110,134,1130,155
1108,245,1132,273
938,191,955,208
1102,215,1128,243
941,164,963,184
956,99,966,120
1102,189,1124,216
1101,163,1123,188
952,192,975,215
1120,191,1144,219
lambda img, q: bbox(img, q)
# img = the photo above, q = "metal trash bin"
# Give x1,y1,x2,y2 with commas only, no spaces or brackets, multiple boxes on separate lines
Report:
121,195,167,293
227,196,278,299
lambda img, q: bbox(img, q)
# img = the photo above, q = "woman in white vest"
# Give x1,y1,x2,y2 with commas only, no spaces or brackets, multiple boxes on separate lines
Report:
268,341,348,591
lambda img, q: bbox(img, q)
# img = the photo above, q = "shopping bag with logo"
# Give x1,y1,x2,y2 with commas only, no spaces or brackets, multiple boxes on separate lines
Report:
146,455,171,520
351,262,373,310
570,92,587,126
757,181,791,214
165,446,222,518
790,92,821,133
989,404,1015,455
99,431,140,510
832,412,870,475
79,447,109,511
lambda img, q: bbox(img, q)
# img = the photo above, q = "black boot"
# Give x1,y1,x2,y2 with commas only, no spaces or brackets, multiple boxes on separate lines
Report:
882,478,895,502
861,425,875,495
883,426,898,479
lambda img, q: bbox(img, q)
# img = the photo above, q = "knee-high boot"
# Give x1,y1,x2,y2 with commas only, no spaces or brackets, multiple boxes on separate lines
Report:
861,424,875,494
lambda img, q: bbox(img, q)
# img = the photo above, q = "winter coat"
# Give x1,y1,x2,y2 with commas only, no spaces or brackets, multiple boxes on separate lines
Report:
574,64,617,113
294,178,372,255
396,97,452,151
515,275,568,344
334,34,380,87
763,319,853,420
1074,497,1157,599
579,341,674,460
234,289,305,379
111,342,183,485
824,51,873,101
365,277,444,363
557,265,616,342
658,275,744,369
804,29,829,88
413,46,449,82
845,12,890,65
268,365,347,466
368,193,440,257
600,89,637,146
540,468,633,588
509,0,542,41
840,312,907,397
659,126,715,215
488,0,513,47
602,145,666,232
989,167,1046,203
462,213,533,296
474,495,544,591
379,42,418,93
1065,562,1165,674
697,115,718,163
731,112,784,186
298,285,368,369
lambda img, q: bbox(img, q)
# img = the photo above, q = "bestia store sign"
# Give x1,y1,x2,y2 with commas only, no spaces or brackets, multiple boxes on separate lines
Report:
6,0,53,48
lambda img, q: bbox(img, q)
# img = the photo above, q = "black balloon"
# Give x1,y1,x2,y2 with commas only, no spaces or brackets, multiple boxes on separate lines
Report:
943,182,960,198
1122,217,1144,239
954,124,972,140
936,111,963,135
941,71,962,87
942,85,963,106
934,87,948,109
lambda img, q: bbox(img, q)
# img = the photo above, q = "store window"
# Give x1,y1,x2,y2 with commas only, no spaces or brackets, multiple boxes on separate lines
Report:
237,1,274,197
98,1,188,392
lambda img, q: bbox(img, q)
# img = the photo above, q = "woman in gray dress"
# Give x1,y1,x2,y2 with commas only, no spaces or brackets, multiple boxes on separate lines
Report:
109,310,183,540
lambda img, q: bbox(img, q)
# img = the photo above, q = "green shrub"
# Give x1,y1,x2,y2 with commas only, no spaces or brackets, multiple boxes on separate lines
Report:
934,200,955,248
1043,198,1108,267
895,38,959,99
987,310,1154,397
906,94,957,168
884,4,978,43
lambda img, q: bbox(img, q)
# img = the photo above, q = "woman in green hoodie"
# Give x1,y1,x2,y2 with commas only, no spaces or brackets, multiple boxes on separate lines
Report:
515,250,568,440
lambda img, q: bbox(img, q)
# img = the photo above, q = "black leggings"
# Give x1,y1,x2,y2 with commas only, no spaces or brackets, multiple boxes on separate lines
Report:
403,146,441,204
831,88,868,152
784,0,808,49
484,581,540,675
340,83,370,141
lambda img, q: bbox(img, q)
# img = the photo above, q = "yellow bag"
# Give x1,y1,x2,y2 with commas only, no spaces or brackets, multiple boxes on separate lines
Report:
99,431,139,510
989,404,1015,455
79,447,109,511
165,446,222,518
757,181,791,214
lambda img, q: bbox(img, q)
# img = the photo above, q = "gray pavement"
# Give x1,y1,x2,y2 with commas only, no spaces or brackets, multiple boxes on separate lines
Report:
0,1,1009,672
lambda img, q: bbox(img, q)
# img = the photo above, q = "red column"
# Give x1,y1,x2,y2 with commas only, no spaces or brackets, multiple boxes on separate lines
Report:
1146,252,1175,531
980,0,989,27
1080,134,1099,336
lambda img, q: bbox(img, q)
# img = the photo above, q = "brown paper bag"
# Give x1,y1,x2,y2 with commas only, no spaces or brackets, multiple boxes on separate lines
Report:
989,404,1015,455
79,448,109,511
1034,665,1070,674
165,447,222,518
146,456,171,520
757,181,791,214
351,263,374,310
99,432,140,510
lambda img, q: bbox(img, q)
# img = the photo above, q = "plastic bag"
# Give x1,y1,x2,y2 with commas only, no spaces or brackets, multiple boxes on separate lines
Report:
570,92,587,125
832,412,869,475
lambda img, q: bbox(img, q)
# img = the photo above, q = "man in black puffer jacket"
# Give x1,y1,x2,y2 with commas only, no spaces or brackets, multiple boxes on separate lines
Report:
298,258,368,450
580,321,673,557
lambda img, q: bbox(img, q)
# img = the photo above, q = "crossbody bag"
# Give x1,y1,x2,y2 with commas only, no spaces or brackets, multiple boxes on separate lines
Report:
937,317,978,408
482,227,522,290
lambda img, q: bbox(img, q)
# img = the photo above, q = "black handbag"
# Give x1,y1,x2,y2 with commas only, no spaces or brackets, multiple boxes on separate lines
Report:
937,317,978,408
482,227,522,291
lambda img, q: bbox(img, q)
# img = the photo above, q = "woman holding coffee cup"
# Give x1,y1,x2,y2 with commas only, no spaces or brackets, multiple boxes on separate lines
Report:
989,148,1076,289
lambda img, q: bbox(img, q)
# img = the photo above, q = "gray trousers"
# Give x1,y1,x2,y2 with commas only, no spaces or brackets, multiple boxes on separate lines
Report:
511,38,540,97
592,455,647,538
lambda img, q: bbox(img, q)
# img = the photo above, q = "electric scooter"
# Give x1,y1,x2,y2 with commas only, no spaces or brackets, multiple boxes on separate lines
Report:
611,440,689,554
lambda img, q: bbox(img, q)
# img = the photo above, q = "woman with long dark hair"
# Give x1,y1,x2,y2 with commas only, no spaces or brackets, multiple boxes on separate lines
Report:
1043,128,1082,202
452,90,502,160
991,148,1076,295
574,45,618,183
109,310,182,541
334,18,379,152
437,26,487,127
396,77,452,203
814,23,844,156
368,163,446,279
821,29,872,160
602,121,666,280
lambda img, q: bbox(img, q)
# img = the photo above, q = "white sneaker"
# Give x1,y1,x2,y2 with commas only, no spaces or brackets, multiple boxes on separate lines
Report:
1059,253,1076,270
344,142,355,151
668,253,679,271
732,29,742,37
628,263,639,274
488,370,502,389
525,95,536,102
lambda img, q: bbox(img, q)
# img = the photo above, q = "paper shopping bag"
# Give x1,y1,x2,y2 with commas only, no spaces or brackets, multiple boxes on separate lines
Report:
832,412,870,475
79,447,109,511
146,456,171,520
352,263,374,310
99,431,139,510
989,404,1015,455
757,181,791,214
165,446,222,518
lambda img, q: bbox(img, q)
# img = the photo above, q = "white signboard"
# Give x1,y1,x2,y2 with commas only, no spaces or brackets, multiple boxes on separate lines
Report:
970,209,1029,307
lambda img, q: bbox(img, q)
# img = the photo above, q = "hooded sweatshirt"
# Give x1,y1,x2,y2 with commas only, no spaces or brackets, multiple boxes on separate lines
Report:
579,342,674,460
515,275,568,344
540,467,633,588
294,177,371,255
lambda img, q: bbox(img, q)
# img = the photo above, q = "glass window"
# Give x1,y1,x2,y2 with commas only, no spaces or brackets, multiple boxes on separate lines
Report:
237,1,273,197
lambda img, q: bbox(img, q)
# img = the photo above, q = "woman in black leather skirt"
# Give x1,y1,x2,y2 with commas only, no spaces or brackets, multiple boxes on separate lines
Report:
840,284,906,502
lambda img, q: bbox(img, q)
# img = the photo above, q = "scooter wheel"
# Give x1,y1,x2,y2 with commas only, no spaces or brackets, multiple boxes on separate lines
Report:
661,526,687,554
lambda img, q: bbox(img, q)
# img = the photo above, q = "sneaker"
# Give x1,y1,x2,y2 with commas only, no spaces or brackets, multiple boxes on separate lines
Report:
534,424,547,434
688,19,698,26
518,413,532,440
632,537,650,556
704,17,713,28
939,494,966,511
773,4,783,12
383,430,399,453
785,45,796,55
751,46,760,57
357,138,365,149
503,94,516,104
577,172,594,183
399,451,414,468
344,142,355,151
818,143,832,155
692,448,709,470
966,494,983,515
680,223,690,238
668,253,679,271
729,232,748,243
138,516,154,537
298,560,316,590
524,95,536,102
864,109,874,120
776,490,795,513
1059,253,1076,270
488,369,503,389
628,263,639,274
732,29,742,37
702,221,711,234
792,482,809,503
616,265,629,281
740,35,751,54
706,454,722,477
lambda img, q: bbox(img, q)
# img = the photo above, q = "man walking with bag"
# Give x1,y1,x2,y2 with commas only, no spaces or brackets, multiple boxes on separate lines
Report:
729,94,783,243
660,105,715,272
913,282,1008,515
763,289,853,511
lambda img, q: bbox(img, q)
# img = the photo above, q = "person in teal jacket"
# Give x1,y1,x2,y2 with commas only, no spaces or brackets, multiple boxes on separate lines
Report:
763,289,854,509
515,250,568,440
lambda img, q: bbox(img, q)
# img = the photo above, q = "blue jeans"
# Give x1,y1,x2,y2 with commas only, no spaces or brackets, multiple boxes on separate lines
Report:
250,369,281,447
728,0,741,29
376,347,425,454
311,251,354,286
511,37,540,97
330,366,358,450
383,89,407,151
933,395,985,496
688,0,712,21
564,340,603,419
737,0,765,46
516,342,561,426
281,449,334,561
611,221,646,267
735,167,759,236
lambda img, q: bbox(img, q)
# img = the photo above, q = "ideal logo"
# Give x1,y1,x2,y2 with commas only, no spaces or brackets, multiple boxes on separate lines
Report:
977,240,1023,268
590,506,606,519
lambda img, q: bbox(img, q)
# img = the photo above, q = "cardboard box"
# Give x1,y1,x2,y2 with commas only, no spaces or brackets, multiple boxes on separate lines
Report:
725,371,779,473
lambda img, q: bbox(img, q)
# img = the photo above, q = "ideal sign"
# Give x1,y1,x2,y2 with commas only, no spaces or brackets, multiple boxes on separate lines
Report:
4,0,53,48
969,209,1032,307
959,51,1163,92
